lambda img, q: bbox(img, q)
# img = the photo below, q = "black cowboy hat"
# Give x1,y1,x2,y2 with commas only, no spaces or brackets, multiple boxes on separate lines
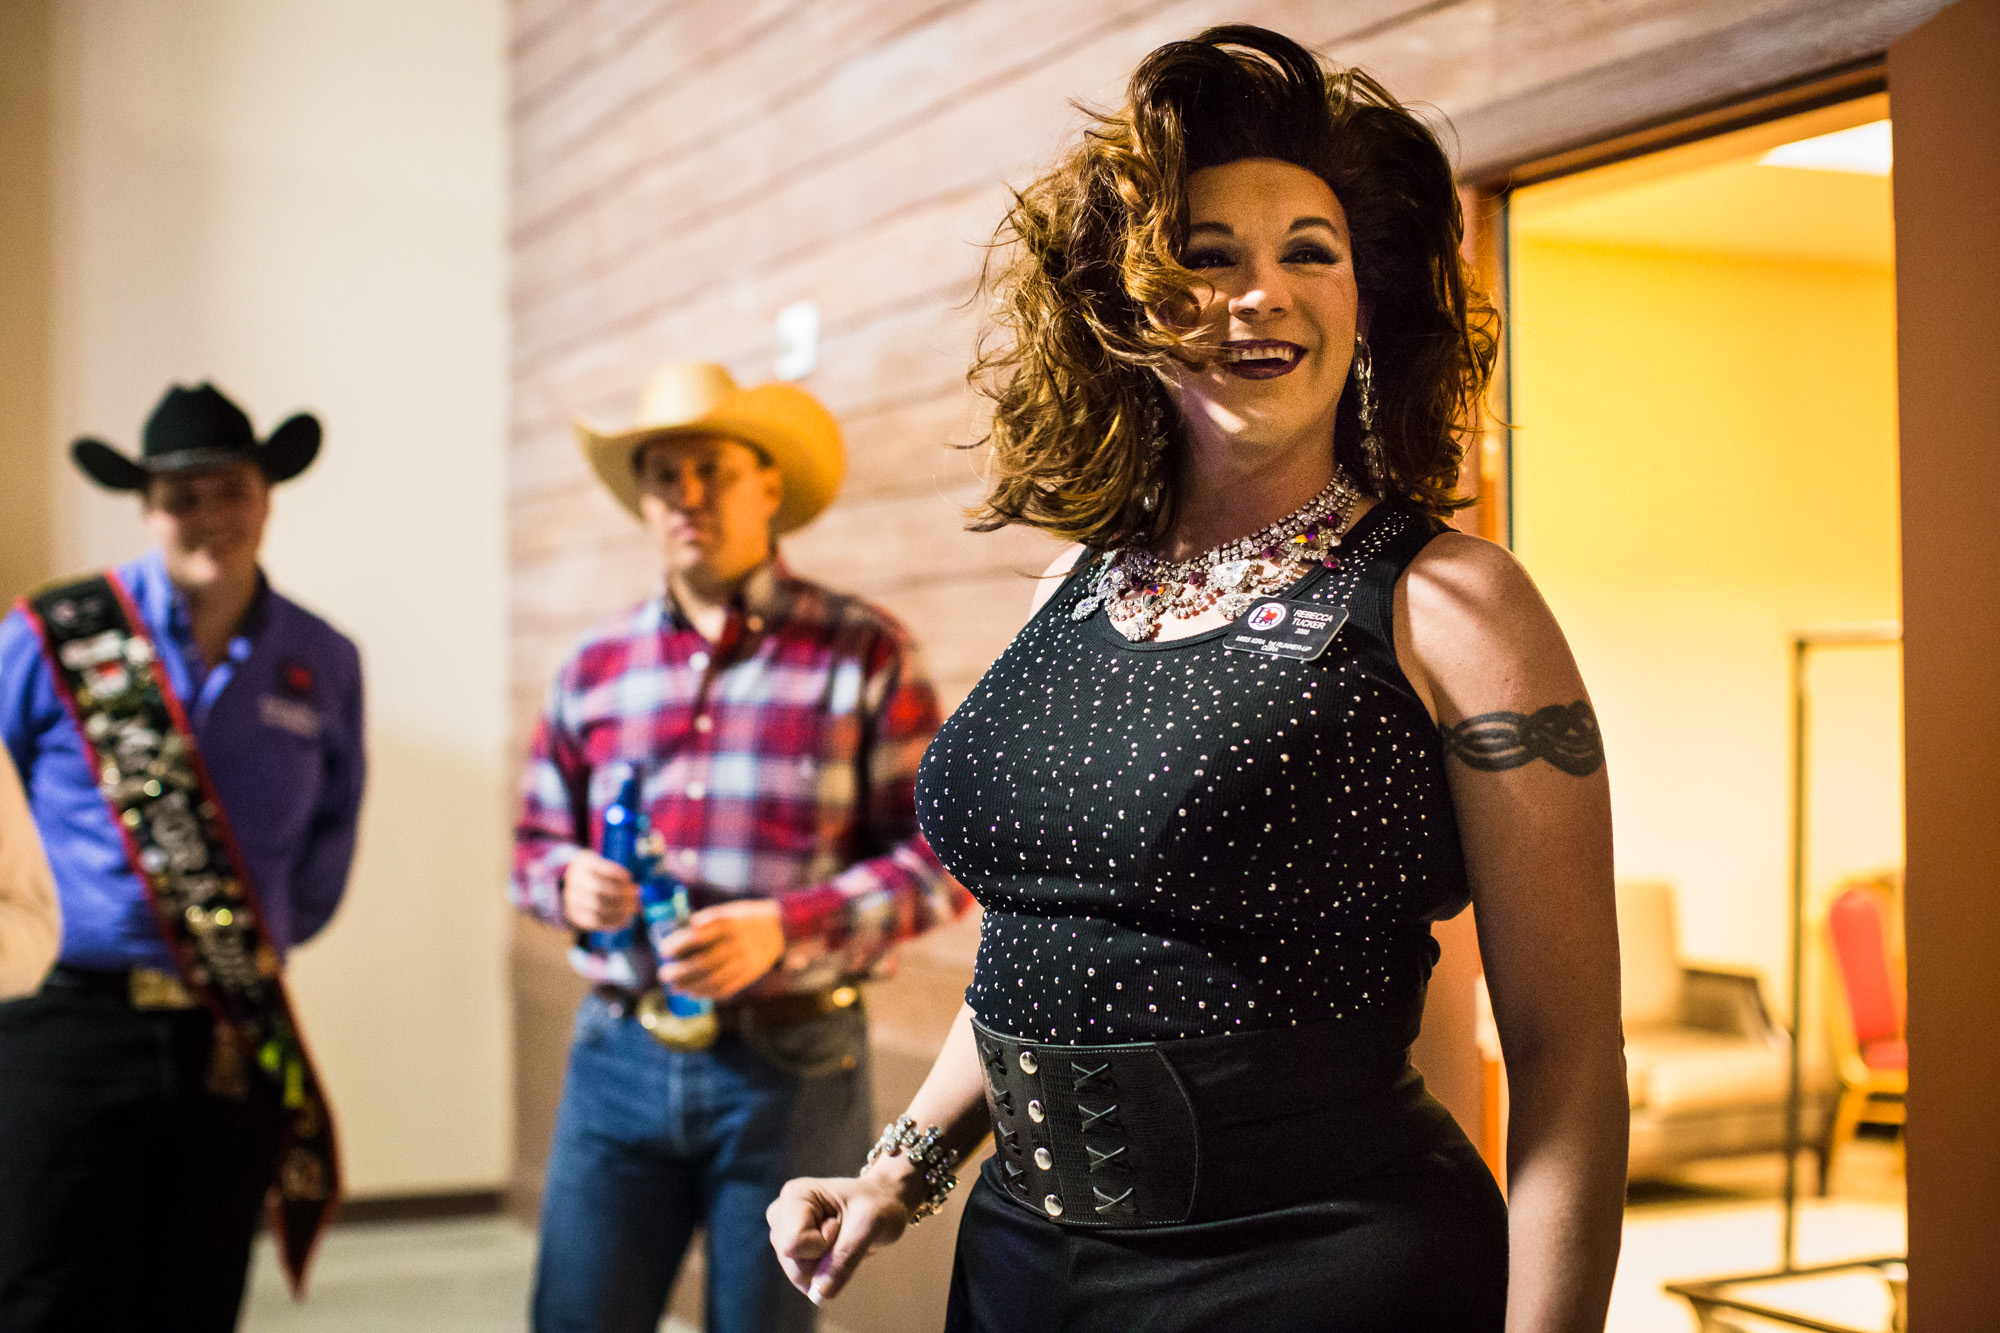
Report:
70,382,321,492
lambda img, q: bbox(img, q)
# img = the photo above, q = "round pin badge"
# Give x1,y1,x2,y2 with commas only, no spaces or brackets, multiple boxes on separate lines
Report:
1247,602,1288,632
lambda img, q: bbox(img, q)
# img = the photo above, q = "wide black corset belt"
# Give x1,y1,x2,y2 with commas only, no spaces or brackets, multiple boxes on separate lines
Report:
972,1015,1453,1229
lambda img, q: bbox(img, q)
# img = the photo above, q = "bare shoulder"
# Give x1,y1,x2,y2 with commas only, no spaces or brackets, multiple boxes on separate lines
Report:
1028,543,1090,617
1402,530,1547,617
1394,530,1582,717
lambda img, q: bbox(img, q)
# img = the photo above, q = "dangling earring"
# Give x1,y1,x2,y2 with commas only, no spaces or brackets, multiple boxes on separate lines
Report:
1138,385,1169,513
1352,336,1388,490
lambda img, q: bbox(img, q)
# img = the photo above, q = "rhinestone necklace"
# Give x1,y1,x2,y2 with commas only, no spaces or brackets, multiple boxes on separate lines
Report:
1074,472,1363,642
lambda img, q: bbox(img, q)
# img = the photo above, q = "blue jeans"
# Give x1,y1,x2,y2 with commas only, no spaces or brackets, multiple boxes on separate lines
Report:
532,992,873,1333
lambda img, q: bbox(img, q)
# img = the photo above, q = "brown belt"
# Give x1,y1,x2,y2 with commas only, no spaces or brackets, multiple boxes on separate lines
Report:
595,982,859,1033
720,983,860,1033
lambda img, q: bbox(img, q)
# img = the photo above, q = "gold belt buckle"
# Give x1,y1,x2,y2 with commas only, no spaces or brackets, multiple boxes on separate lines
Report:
129,967,197,1010
636,990,719,1052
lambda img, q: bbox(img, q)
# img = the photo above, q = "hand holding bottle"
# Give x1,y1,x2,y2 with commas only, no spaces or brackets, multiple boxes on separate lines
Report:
656,899,785,998
562,852,639,932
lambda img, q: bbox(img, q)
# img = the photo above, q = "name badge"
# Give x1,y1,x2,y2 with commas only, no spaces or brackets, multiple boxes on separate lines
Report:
1220,598,1349,662
259,694,322,740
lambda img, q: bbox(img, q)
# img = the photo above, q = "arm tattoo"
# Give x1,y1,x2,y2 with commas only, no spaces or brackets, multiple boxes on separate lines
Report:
1440,700,1604,777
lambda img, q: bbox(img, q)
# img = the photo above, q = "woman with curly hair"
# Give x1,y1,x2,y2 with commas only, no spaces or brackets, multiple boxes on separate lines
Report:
769,25,1625,1331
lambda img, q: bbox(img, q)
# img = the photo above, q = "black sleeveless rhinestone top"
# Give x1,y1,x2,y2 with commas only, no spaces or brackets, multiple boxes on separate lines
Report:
917,502,1469,1046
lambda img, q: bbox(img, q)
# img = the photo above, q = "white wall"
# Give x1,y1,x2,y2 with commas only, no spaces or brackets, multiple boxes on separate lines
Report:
47,0,511,1196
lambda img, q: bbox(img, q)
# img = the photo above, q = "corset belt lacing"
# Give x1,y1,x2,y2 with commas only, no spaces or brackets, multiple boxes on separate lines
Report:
972,1013,1459,1229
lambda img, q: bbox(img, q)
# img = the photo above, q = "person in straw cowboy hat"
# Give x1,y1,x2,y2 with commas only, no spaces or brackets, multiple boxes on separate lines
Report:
0,382,365,1330
512,363,970,1333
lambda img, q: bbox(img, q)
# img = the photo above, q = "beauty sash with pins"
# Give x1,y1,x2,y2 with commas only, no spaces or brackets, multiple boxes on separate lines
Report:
19,571,339,1295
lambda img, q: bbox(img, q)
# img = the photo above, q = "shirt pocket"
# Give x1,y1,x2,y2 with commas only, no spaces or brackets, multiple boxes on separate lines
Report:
257,693,323,742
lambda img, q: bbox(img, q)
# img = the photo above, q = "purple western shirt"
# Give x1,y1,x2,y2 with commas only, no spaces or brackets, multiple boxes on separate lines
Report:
0,549,366,971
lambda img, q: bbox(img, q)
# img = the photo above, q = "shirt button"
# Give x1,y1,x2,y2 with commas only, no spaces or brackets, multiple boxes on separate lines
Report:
693,715,713,733
685,781,706,800
688,651,711,671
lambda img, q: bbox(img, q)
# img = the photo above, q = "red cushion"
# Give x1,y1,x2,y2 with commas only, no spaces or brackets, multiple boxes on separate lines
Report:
1861,1037,1907,1071
1829,889,1902,1046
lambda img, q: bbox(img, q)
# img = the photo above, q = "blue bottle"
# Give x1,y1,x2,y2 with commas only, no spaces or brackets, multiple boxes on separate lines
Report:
636,860,724,1040
593,771,717,1049
583,773,647,966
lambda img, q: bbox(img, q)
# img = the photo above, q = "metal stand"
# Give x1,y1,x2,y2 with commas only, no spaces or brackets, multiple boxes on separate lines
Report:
1666,1256,1907,1333
1668,624,1904,1331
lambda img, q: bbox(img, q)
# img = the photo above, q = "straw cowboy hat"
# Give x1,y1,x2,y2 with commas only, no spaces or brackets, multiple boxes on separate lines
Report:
573,363,845,534
71,382,321,491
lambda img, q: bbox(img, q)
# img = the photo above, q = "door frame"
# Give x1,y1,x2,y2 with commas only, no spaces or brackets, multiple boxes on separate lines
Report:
1449,59,1899,1182
1457,59,1890,547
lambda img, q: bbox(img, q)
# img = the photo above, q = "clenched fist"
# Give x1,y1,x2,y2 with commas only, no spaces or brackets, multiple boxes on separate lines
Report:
561,851,638,932
767,1161,921,1306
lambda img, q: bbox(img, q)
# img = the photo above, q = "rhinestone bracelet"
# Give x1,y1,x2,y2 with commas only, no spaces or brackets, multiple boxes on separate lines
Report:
865,1115,961,1224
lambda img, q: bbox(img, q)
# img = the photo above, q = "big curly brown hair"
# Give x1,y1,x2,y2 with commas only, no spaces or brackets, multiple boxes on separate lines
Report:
967,25,1498,549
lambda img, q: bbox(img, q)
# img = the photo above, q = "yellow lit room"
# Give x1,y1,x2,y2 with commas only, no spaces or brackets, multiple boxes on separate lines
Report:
1508,98,1910,1330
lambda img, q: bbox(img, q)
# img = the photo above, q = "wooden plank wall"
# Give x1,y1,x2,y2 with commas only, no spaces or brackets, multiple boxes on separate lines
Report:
509,0,1945,742
507,1,1942,1325
508,0,1944,731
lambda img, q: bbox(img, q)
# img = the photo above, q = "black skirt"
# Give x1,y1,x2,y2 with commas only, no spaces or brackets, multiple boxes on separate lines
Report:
944,1128,1507,1332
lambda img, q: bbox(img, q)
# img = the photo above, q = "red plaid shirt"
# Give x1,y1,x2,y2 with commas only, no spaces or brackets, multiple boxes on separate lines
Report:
511,562,969,994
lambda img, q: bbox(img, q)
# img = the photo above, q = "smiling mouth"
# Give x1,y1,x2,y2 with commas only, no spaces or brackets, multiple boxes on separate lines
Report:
1217,341,1305,379
665,520,714,544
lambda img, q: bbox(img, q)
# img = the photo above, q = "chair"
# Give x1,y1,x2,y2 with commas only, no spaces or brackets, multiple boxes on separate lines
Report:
1618,881,1810,1180
1821,876,1907,1192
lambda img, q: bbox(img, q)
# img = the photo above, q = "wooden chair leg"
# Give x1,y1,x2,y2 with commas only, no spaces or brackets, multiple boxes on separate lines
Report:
1832,1080,1872,1192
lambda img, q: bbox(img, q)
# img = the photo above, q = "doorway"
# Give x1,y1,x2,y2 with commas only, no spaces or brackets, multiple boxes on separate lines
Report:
1504,94,1907,1329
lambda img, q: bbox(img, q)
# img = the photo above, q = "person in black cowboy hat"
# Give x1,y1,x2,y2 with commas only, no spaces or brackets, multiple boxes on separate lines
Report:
71,381,322,488
0,382,367,1331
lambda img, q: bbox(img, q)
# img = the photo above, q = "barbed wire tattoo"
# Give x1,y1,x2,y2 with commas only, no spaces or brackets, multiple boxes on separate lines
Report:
1440,701,1604,776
